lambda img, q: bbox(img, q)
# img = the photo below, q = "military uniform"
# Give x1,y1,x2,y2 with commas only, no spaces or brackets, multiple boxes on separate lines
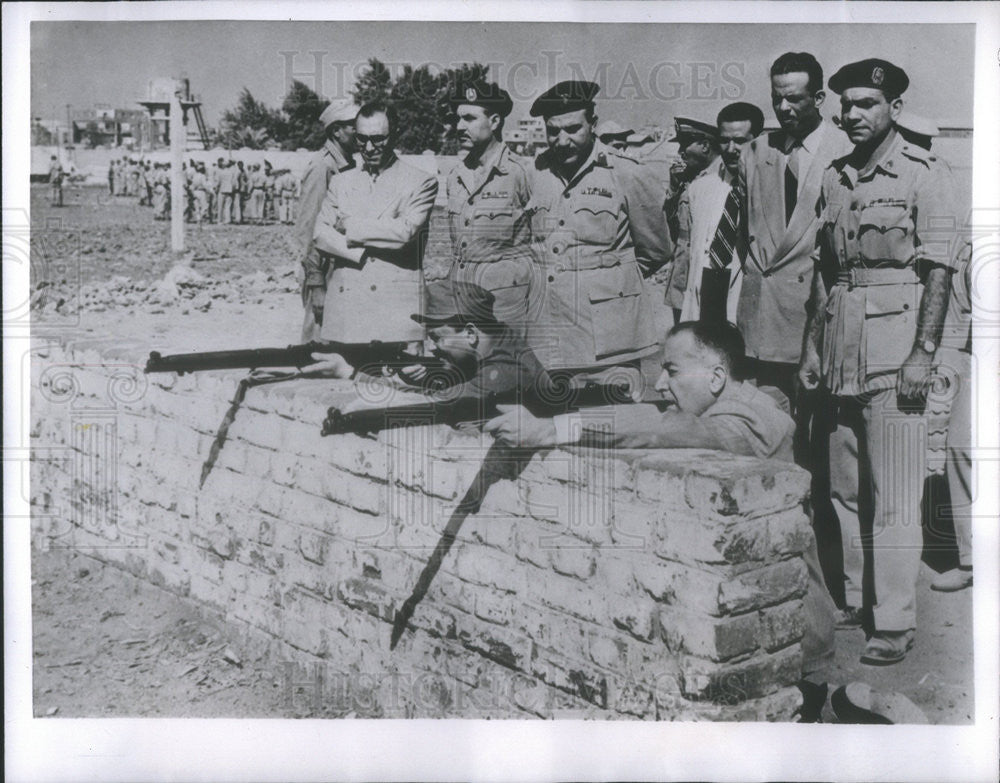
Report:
297,104,358,341
525,140,670,375
816,127,960,634
447,143,536,328
313,152,438,343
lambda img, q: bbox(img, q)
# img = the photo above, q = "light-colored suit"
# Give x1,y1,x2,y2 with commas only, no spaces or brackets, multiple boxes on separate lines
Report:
737,120,852,364
314,153,438,343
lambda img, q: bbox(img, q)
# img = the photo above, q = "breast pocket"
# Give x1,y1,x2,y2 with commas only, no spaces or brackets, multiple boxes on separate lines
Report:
587,266,647,359
862,285,921,376
571,197,622,245
858,204,913,264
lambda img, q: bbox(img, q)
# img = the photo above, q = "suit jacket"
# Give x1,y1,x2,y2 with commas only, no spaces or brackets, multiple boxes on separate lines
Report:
314,153,438,342
736,120,852,364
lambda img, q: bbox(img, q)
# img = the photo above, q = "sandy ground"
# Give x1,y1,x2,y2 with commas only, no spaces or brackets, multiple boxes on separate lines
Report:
27,184,975,722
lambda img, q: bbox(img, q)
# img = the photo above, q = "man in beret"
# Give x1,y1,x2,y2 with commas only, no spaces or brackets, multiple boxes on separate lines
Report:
525,80,672,398
313,99,438,345
799,58,962,665
297,98,359,340
446,80,537,335
665,103,765,324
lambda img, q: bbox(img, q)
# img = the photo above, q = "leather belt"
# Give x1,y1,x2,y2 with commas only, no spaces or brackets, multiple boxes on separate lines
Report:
835,267,919,288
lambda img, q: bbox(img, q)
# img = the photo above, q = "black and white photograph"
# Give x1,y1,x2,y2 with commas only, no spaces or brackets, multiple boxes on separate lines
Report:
5,2,999,781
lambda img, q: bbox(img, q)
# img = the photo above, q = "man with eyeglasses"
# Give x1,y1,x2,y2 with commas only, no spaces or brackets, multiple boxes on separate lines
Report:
313,99,439,345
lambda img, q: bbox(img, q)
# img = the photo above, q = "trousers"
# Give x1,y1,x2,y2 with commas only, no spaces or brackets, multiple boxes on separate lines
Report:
828,387,927,631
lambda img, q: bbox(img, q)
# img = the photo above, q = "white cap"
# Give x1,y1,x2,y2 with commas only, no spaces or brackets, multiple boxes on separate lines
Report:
896,112,940,138
319,99,359,128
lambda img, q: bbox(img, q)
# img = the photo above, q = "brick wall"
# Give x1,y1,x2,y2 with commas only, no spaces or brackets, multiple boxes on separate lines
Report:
30,339,814,719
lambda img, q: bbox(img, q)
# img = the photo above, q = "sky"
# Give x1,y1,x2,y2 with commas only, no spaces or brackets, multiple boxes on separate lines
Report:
31,20,975,131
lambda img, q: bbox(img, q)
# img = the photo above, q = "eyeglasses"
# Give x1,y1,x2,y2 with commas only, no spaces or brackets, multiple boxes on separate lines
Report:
356,134,390,147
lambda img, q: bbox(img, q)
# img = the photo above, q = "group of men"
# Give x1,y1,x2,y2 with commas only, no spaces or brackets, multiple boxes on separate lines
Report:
109,156,301,225
295,50,972,706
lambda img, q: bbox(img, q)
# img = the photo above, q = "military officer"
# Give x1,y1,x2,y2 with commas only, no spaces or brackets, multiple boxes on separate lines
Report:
313,99,438,344
525,80,672,397
298,99,359,340
798,59,961,665
446,79,536,334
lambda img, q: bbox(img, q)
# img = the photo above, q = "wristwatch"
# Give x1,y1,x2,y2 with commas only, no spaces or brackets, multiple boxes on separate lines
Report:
921,339,937,354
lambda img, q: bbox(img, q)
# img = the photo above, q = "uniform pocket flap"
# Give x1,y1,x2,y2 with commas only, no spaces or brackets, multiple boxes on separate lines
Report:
587,271,643,303
864,285,918,317
859,204,909,234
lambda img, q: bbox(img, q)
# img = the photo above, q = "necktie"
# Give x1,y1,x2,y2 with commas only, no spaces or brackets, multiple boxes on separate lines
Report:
784,145,800,225
708,176,745,270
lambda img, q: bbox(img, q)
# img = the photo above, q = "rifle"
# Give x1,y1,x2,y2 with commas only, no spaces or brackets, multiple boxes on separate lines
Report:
321,380,634,437
144,340,457,488
145,340,453,385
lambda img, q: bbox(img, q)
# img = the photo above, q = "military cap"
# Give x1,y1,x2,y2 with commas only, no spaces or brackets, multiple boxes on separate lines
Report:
318,98,360,128
449,80,514,118
529,80,600,118
828,59,909,96
596,120,632,141
896,112,939,138
412,279,497,327
673,116,717,144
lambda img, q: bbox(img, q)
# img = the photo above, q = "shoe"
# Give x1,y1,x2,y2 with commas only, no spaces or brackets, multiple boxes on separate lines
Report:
793,680,827,723
831,682,928,724
834,605,863,629
931,567,972,592
860,629,915,666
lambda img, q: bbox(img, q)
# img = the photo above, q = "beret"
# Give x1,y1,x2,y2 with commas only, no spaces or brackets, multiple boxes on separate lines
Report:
828,59,909,96
449,80,513,118
529,80,600,118
412,279,497,326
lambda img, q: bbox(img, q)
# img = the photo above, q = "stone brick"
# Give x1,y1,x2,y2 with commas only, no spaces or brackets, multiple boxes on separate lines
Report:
587,632,629,670
718,559,808,614
766,508,814,560
544,533,597,580
337,576,396,622
297,531,328,566
679,646,802,702
758,600,805,652
660,607,759,661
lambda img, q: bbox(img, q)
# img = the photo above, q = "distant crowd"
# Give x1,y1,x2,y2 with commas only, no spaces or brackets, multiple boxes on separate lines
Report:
106,157,300,225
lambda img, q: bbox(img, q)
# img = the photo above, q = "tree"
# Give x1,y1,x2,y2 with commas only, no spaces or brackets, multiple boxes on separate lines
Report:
281,79,328,151
219,88,286,150
348,59,492,155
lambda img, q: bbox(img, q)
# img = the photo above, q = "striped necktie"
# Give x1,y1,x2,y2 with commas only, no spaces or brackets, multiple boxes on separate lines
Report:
708,175,745,270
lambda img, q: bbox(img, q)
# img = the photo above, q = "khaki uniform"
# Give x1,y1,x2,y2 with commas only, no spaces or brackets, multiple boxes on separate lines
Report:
298,139,355,341
314,153,438,343
447,143,537,329
525,141,671,374
816,130,960,630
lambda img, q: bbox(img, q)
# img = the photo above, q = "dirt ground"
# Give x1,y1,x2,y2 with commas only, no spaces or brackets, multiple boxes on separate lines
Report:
27,184,975,722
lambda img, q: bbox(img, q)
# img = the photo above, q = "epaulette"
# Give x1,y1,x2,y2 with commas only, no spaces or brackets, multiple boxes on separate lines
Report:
899,142,938,167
